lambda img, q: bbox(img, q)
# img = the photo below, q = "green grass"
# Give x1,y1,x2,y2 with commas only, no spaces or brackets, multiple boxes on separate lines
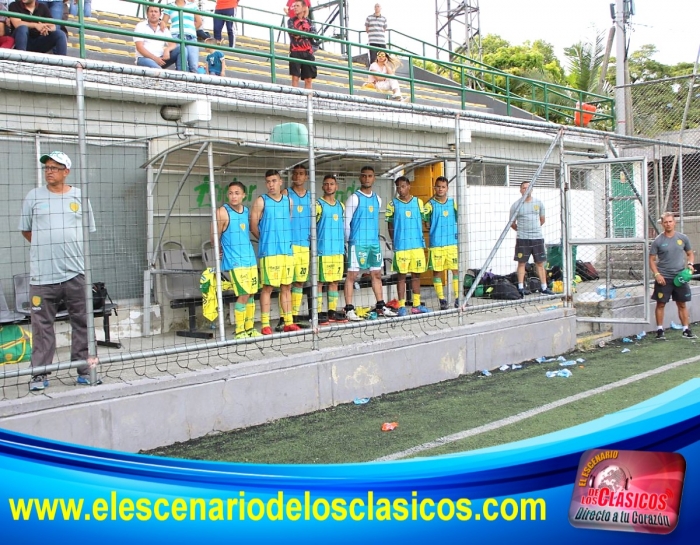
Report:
144,333,700,464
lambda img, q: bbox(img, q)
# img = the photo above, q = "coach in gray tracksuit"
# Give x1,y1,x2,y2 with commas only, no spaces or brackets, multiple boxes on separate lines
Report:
18,151,96,391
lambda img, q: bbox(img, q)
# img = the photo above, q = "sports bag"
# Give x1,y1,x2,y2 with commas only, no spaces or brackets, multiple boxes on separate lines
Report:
0,325,32,364
575,261,600,281
486,279,523,300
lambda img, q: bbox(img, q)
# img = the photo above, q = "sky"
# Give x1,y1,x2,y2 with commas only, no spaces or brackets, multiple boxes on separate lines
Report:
97,1,699,66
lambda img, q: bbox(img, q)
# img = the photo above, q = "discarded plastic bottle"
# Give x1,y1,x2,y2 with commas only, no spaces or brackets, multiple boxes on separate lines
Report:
559,360,577,366
499,364,510,372
481,369,492,377
670,321,683,330
622,337,633,343
511,364,522,370
354,398,370,405
621,348,631,353
546,369,572,378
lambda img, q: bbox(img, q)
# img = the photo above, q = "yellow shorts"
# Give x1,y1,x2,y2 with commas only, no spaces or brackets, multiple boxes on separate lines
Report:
226,266,259,296
393,248,427,274
318,255,344,283
260,255,294,287
292,245,310,283
428,245,458,272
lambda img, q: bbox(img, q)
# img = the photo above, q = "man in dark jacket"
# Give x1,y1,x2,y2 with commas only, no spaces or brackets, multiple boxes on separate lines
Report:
286,0,317,89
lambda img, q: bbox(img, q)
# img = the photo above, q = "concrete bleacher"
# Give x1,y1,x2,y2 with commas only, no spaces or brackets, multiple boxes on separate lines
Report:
63,9,490,112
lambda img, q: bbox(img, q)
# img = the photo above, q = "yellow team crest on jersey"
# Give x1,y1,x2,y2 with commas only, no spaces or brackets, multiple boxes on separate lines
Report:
369,206,374,213
658,292,664,299
69,202,80,213
443,210,449,217
517,253,523,259
677,240,683,245
534,205,540,212
333,214,339,221
297,205,303,213
240,223,246,231
405,210,412,218
32,296,42,307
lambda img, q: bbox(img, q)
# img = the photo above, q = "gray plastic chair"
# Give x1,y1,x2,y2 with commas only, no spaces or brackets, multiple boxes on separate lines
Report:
1,280,27,324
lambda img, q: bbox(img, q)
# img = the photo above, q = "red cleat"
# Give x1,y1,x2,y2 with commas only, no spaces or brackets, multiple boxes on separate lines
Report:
261,326,273,335
283,324,302,332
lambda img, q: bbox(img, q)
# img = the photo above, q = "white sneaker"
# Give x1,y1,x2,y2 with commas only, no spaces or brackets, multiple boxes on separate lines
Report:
378,306,397,317
346,309,363,321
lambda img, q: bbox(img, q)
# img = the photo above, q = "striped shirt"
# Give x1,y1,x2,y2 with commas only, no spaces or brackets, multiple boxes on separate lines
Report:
365,14,387,44
165,2,197,38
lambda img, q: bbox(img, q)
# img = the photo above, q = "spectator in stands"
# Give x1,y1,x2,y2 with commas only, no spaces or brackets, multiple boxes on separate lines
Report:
1,2,15,49
68,0,90,18
287,0,317,89
36,0,61,22
162,0,202,73
367,51,403,100
133,5,180,69
8,0,67,55
283,0,309,17
365,3,387,65
205,43,225,75
19,151,98,391
213,0,238,49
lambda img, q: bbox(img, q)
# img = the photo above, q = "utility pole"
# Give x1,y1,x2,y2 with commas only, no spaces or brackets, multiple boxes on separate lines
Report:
614,0,632,135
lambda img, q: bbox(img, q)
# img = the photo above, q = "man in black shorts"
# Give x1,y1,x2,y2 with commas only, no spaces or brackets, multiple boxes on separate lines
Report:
649,212,696,340
287,0,317,89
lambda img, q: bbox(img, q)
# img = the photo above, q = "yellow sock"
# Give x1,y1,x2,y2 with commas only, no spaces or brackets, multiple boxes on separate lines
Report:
412,293,421,307
317,293,324,313
398,299,406,308
291,288,303,315
452,277,459,299
433,278,444,299
234,303,246,334
245,301,256,331
328,291,338,311
261,312,270,328
284,312,293,326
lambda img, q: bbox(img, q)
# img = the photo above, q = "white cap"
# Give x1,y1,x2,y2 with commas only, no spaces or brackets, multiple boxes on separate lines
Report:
40,151,72,170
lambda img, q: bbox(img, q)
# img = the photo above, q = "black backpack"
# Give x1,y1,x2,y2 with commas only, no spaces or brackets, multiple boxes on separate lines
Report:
486,279,523,300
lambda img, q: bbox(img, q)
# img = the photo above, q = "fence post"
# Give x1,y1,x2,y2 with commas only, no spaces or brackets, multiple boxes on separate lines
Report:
307,95,319,350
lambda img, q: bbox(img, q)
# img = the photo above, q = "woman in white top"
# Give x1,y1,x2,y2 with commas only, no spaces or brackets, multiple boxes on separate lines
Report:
366,51,403,100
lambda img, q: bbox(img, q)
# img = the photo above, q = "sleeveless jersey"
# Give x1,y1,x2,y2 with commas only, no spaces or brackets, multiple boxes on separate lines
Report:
427,197,457,248
316,198,345,256
220,204,257,270
289,188,312,247
387,197,425,251
258,194,292,258
349,191,380,246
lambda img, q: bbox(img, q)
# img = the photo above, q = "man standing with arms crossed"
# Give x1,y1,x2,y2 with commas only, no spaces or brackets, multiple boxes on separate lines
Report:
649,212,696,340
510,181,554,297
19,151,98,391
316,174,347,324
250,170,301,335
365,3,387,65
287,0,317,89
343,166,397,321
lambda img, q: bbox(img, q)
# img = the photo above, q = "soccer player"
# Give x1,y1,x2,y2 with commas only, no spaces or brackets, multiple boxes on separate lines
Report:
315,175,347,324
344,166,397,320
285,164,312,329
213,181,261,339
424,176,459,309
386,176,429,316
250,170,301,335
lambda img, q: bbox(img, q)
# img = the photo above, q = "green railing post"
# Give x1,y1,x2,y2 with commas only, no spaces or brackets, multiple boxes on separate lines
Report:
543,84,550,121
177,7,187,73
408,56,415,103
347,42,354,95
78,1,85,59
506,75,511,116
270,27,276,84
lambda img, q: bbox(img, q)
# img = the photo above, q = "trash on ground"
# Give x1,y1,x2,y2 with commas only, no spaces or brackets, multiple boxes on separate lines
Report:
544,305,558,311
578,292,606,303
670,321,683,330
576,358,585,363
511,364,522,370
636,331,647,340
598,341,606,348
546,369,572,378
535,356,557,363
353,397,370,405
499,364,510,371
621,348,631,353
381,422,399,432
559,360,577,366
622,337,632,343
481,369,492,377
557,356,567,362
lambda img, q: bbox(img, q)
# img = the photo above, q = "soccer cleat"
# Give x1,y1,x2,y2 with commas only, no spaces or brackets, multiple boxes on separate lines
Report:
274,318,285,333
655,329,666,341
541,288,555,295
283,323,302,333
412,304,430,314
261,326,274,335
76,375,103,386
346,309,363,321
397,306,409,317
318,312,330,325
235,331,249,340
29,375,49,391
329,310,348,323
454,298,460,308
246,329,262,338
682,329,698,339
377,306,397,317
439,299,449,310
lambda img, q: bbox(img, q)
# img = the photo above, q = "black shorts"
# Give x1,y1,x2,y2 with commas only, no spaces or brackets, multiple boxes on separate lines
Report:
514,238,546,263
289,50,317,80
652,279,692,304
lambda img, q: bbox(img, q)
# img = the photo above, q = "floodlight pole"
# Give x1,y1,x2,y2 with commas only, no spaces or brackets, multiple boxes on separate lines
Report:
614,0,627,135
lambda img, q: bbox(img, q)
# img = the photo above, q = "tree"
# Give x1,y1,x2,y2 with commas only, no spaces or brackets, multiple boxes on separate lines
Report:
564,32,607,96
